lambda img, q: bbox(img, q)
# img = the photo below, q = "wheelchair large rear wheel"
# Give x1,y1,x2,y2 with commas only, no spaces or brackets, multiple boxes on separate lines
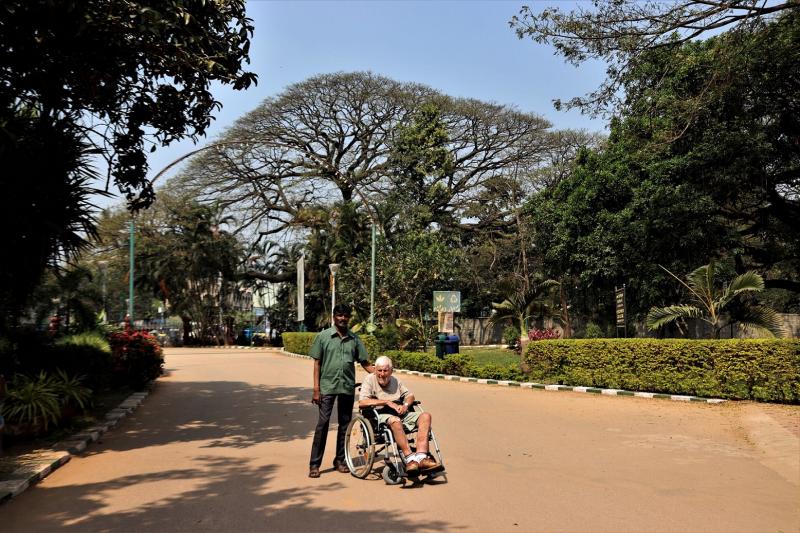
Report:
344,414,375,478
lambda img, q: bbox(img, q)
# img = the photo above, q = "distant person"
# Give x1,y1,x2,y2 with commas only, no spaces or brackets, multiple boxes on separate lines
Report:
358,355,440,473
308,303,374,478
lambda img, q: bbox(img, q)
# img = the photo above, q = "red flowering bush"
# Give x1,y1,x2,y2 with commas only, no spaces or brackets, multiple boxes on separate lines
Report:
528,328,561,341
108,330,164,388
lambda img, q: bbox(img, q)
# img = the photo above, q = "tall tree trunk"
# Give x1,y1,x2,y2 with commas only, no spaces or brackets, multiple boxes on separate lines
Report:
560,284,571,338
181,315,191,345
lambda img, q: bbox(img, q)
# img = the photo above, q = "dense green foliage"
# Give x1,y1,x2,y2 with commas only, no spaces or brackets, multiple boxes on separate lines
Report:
135,195,244,344
524,11,800,330
0,327,159,438
52,332,114,388
524,339,800,402
360,335,380,361
1,0,256,324
1,330,112,389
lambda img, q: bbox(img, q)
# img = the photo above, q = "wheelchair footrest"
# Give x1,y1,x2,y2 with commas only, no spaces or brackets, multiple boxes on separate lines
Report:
407,463,445,478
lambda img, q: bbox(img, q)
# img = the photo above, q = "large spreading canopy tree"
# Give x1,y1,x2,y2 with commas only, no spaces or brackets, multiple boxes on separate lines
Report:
176,71,572,324
1,0,256,322
179,72,554,241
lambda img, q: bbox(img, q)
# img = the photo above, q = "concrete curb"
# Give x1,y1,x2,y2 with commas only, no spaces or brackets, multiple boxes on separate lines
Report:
0,382,156,505
191,345,264,349
278,349,727,405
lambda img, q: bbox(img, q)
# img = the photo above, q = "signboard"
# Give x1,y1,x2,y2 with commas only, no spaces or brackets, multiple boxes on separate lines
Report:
438,311,454,333
254,307,266,317
615,285,627,337
296,255,305,322
433,291,461,313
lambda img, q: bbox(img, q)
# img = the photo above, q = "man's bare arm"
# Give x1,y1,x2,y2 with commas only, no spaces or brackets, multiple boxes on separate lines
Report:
358,393,415,415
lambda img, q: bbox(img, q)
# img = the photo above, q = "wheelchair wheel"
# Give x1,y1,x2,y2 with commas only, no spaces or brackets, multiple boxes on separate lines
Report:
344,414,375,478
382,465,404,485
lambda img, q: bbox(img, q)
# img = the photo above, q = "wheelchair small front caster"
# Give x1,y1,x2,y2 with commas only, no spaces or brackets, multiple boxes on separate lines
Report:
382,465,405,485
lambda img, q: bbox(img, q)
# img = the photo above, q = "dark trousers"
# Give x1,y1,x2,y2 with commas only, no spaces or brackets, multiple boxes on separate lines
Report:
309,393,355,468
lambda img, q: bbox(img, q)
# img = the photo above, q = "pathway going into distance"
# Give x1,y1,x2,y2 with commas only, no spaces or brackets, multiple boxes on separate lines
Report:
1,347,798,532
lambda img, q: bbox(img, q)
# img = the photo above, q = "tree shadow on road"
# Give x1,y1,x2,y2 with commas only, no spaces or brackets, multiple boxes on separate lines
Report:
87,381,319,452
3,455,458,531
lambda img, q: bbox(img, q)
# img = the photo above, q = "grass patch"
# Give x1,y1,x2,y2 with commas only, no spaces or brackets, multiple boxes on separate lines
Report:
458,347,519,368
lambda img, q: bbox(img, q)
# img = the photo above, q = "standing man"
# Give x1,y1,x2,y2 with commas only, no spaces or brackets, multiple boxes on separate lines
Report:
309,303,374,478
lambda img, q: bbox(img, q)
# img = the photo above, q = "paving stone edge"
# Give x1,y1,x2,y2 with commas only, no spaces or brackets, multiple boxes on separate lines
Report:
0,381,156,505
277,348,727,405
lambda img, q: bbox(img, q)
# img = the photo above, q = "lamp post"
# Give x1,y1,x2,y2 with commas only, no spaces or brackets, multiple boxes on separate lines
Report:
128,219,135,325
329,263,340,326
369,223,376,333
97,260,108,323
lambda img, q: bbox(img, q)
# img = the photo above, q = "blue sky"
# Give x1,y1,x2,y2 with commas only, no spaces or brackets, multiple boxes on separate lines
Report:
97,0,607,209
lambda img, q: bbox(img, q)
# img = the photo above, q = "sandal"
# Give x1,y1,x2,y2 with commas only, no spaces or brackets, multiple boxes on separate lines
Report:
308,466,320,478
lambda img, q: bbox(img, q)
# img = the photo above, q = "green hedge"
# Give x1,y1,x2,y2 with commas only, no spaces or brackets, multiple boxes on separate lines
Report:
381,350,524,381
361,335,379,360
282,333,317,356
282,332,380,361
524,338,800,402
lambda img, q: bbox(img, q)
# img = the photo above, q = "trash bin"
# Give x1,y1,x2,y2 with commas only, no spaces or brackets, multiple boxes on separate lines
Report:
434,333,448,358
445,334,460,355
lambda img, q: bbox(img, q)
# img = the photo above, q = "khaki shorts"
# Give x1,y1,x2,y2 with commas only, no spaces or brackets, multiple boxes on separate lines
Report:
378,410,422,433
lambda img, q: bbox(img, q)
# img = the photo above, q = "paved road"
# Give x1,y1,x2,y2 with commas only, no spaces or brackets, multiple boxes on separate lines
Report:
1,347,798,532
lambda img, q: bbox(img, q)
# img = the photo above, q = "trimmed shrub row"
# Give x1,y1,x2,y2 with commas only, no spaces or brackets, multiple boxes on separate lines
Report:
279,334,523,381
282,332,317,356
524,338,800,402
282,332,380,360
381,351,524,381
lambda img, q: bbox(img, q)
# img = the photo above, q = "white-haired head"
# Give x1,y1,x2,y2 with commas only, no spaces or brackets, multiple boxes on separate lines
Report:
375,355,393,369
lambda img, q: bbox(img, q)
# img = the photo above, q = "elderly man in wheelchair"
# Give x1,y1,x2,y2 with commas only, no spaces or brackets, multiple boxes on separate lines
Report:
344,355,445,484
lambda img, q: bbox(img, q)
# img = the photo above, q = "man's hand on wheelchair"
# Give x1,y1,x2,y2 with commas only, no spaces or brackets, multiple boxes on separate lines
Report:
388,401,408,416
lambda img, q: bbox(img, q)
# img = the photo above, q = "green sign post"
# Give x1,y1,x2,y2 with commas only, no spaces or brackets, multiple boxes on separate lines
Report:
433,291,461,313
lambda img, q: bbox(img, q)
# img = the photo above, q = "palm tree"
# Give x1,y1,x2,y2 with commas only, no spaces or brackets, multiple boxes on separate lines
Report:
646,262,785,338
490,279,560,346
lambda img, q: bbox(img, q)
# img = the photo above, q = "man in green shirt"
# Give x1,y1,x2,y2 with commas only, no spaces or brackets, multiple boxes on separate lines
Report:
308,303,373,478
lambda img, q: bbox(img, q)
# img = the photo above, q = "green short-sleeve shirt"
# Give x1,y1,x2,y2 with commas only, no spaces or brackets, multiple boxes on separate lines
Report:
309,326,369,395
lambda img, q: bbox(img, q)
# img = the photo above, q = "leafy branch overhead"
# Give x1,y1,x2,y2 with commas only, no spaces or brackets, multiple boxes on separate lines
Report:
1,0,257,322
510,0,796,115
1,0,257,207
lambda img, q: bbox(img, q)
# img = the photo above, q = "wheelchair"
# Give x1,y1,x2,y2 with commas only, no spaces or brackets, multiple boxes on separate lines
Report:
344,392,446,485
